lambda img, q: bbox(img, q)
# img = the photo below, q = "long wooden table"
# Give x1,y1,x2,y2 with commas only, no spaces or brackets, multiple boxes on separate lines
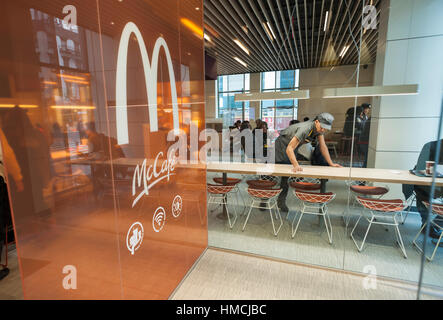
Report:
206,162,443,186
68,158,442,217
206,161,443,219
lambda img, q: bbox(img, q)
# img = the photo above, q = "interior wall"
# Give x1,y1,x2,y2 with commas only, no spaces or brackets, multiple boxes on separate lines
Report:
368,0,443,171
205,79,216,120
298,64,375,139
205,64,375,138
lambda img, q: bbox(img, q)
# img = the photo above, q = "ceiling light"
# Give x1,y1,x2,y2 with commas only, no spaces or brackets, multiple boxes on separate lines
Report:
323,85,419,98
339,45,350,58
51,105,96,110
0,104,38,108
233,57,247,68
204,33,212,42
43,81,57,85
57,74,87,81
235,90,310,102
241,26,248,34
195,7,200,10
233,39,249,55
324,11,329,31
262,22,276,41
180,18,203,39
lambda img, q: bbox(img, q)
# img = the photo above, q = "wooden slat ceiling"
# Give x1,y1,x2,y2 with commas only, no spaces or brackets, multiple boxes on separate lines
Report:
204,0,381,75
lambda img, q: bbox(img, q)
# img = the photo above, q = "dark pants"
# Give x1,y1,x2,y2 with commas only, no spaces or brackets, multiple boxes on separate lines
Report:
0,177,10,261
416,194,443,227
276,160,291,206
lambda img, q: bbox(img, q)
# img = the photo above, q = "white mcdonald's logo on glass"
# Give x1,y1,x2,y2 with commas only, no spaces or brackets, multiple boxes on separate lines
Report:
116,22,181,208
115,22,180,145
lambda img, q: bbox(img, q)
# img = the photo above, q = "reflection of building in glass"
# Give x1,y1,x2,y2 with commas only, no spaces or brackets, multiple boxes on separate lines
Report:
29,8,94,156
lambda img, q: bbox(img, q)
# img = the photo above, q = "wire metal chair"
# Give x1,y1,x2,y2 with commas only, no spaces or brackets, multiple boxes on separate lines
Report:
243,188,283,236
412,201,443,262
351,197,408,258
292,191,336,244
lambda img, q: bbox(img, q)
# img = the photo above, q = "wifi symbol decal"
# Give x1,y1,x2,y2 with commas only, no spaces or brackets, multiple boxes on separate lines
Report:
152,207,166,233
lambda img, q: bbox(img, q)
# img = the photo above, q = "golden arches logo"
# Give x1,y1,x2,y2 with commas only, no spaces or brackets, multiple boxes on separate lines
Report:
116,22,180,145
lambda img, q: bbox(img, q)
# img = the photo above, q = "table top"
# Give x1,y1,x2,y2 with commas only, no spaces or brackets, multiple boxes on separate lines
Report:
206,162,443,186
68,158,442,186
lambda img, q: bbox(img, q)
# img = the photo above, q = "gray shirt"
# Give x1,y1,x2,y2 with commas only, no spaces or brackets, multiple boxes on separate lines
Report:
274,121,323,164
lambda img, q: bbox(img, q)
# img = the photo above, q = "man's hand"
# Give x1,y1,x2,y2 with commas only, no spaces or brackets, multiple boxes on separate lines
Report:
292,165,303,172
330,163,342,168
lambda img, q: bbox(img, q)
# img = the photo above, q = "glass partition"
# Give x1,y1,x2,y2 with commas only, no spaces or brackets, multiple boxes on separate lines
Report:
206,0,443,299
0,0,206,299
345,0,443,297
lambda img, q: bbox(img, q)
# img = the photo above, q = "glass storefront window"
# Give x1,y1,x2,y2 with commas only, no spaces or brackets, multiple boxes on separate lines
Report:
260,70,299,129
216,73,250,124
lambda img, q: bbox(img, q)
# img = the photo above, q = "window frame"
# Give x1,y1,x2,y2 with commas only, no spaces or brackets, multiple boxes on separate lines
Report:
260,70,300,131
216,74,250,122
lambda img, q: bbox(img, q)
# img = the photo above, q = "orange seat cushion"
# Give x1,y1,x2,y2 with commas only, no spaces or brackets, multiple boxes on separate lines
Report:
357,197,404,212
207,184,235,194
213,177,241,186
247,188,281,199
424,202,443,216
246,179,277,189
295,191,335,204
290,181,321,191
350,185,388,196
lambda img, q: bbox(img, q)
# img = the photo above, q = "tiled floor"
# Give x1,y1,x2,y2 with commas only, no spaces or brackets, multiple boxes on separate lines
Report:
206,172,443,289
0,247,24,300
171,248,441,300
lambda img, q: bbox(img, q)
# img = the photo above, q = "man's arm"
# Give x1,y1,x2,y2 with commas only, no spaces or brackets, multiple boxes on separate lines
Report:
286,136,303,172
318,135,342,167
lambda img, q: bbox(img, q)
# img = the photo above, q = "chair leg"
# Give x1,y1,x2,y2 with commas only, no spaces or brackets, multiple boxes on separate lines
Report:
269,205,283,236
351,215,374,252
273,200,280,220
323,207,333,244
401,205,412,225
225,194,237,229
291,210,304,239
394,224,408,259
428,231,443,262
242,200,255,232
412,221,427,256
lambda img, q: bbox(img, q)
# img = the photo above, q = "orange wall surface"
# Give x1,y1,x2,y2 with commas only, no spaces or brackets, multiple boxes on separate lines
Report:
0,0,207,299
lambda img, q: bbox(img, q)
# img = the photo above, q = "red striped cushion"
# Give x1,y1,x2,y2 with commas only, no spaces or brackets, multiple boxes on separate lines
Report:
207,184,235,194
350,185,388,196
247,188,281,199
213,177,241,186
357,197,404,212
246,179,277,189
290,181,321,191
295,191,335,203
424,202,443,216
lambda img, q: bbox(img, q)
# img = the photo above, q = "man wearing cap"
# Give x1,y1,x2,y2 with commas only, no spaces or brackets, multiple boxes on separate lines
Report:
359,103,371,167
274,113,342,213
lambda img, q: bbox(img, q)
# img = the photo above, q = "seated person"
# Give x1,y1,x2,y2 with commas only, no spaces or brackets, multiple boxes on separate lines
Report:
412,139,443,239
